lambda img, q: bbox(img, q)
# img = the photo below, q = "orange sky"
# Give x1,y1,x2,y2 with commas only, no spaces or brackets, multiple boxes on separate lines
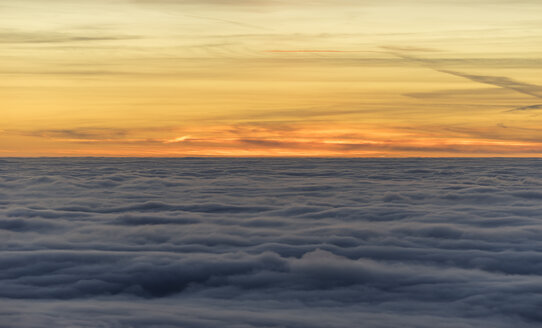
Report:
2,0,542,156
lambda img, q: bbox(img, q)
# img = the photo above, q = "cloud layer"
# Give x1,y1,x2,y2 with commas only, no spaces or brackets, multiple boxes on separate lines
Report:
1,158,542,327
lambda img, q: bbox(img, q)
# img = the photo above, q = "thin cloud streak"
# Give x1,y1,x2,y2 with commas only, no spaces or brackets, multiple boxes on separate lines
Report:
389,51,542,99
0,30,141,44
185,14,271,31
265,50,372,53
506,104,542,112
437,69,542,99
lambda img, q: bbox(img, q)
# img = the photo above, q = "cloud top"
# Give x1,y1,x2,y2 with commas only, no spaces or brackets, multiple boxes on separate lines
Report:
2,158,542,327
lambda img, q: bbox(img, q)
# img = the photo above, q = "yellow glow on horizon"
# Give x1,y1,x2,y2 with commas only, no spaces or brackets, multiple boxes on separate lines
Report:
2,0,542,156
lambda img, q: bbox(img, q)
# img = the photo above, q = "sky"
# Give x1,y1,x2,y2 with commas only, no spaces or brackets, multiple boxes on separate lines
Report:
2,0,542,157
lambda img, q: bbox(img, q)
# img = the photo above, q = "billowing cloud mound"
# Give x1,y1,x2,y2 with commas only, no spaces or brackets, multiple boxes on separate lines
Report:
1,158,542,327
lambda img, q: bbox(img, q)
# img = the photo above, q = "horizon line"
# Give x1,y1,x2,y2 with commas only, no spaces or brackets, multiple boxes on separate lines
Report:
3,156,542,159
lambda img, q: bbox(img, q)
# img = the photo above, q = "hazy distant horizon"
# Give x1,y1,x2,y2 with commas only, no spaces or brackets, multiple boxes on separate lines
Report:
5,155,542,160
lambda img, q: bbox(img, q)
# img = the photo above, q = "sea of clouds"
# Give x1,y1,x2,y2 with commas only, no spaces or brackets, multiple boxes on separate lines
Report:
1,158,542,327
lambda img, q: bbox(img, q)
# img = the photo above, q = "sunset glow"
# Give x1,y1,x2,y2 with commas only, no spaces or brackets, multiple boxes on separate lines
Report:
2,0,542,156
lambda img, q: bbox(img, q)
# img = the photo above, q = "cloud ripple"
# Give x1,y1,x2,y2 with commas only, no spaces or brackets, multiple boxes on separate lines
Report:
1,158,542,327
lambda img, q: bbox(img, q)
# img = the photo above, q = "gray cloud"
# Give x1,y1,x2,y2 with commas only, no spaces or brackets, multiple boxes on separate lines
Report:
0,30,141,44
389,51,542,120
2,158,542,327
436,69,542,99
22,128,129,140
391,52,542,99
403,87,511,99
507,104,542,112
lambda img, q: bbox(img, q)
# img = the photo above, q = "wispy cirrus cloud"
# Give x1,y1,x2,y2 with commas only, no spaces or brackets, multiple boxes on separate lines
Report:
506,104,542,112
379,45,441,53
387,50,542,116
0,29,141,44
130,0,283,5
265,49,370,53
184,14,271,30
389,51,542,99
436,69,542,99
21,128,129,140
